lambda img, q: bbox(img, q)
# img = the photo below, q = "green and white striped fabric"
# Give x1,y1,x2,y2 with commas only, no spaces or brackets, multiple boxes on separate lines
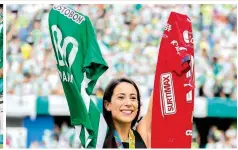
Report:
74,74,108,148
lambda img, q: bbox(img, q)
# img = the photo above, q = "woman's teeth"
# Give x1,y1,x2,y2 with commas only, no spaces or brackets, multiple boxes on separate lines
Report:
121,110,132,115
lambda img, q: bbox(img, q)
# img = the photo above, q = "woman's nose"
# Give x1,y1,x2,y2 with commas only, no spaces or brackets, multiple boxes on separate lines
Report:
124,98,132,106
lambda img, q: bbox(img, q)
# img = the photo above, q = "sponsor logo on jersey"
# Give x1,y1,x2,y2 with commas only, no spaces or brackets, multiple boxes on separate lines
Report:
185,130,192,136
185,55,194,103
53,5,85,25
170,40,187,55
160,73,176,116
183,30,193,44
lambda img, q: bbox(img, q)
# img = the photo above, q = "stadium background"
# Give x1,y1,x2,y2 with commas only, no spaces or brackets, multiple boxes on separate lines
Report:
6,4,237,148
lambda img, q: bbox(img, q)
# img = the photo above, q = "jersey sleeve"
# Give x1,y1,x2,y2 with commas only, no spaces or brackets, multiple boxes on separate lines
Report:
83,17,108,94
173,53,191,76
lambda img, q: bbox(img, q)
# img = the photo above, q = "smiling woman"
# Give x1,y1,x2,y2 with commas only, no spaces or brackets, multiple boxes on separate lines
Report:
102,78,151,148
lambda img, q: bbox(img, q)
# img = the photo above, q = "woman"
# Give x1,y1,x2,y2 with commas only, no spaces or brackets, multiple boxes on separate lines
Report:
103,78,152,148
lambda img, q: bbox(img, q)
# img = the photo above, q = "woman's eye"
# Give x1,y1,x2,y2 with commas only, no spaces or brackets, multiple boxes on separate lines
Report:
118,96,124,100
131,97,137,100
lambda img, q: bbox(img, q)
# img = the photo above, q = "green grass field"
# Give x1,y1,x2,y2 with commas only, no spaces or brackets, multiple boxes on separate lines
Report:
0,144,2,148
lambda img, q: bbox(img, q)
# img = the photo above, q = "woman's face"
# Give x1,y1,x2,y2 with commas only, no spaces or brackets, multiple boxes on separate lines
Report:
105,82,139,124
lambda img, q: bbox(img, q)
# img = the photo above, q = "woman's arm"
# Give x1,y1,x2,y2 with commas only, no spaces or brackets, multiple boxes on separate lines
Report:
136,92,153,148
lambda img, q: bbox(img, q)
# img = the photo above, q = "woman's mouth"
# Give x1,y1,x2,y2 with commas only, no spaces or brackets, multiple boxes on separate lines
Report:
121,110,133,115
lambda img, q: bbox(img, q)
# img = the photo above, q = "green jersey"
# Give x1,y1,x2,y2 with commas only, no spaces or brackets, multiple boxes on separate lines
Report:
49,5,108,148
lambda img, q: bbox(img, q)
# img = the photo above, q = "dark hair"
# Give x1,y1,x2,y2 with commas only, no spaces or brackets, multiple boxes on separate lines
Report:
102,78,141,148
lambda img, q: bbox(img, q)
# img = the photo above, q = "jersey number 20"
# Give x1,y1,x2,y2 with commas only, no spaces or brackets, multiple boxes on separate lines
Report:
51,25,78,68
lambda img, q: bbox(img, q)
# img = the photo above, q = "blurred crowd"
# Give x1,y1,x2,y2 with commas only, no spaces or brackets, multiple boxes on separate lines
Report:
192,124,237,148
205,125,237,148
6,122,81,148
6,4,237,100
28,122,81,148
